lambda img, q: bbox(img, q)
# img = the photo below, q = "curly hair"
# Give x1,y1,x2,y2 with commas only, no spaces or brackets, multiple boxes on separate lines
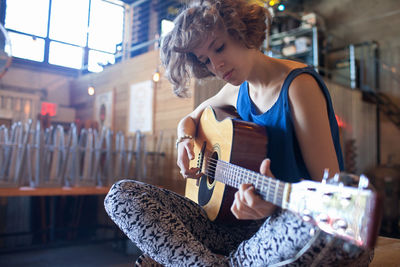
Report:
160,0,271,97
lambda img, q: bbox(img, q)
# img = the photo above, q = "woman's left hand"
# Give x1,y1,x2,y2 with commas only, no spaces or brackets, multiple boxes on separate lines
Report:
230,158,277,220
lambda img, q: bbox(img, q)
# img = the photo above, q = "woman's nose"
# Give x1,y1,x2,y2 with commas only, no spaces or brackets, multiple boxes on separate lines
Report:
210,56,224,70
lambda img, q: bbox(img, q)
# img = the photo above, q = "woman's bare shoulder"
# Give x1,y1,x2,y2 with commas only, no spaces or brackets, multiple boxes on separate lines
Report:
215,82,241,106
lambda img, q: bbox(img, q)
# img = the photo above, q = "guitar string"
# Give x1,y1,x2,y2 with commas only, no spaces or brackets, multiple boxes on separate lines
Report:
202,157,285,205
198,158,367,264
205,157,277,190
202,158,328,266
204,157,285,205
204,157,282,191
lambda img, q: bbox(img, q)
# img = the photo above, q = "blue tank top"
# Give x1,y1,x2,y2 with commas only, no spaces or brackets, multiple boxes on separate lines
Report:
236,66,344,183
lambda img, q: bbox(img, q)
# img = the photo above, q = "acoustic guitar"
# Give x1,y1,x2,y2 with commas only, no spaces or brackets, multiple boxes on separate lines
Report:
185,106,381,249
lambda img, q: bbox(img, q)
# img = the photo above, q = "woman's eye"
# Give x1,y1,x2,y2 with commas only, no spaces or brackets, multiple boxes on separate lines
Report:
203,58,210,65
216,44,225,53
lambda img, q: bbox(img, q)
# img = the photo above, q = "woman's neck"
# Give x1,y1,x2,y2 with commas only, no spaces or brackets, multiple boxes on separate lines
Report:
247,55,289,93
245,55,307,114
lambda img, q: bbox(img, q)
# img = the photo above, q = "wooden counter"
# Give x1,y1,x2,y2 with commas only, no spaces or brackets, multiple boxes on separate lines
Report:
0,186,110,197
0,181,184,197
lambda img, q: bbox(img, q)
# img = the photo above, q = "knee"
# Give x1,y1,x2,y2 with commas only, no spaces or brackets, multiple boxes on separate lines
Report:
104,179,140,216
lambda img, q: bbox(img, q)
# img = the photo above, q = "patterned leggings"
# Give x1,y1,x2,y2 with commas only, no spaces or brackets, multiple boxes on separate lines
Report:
104,180,373,266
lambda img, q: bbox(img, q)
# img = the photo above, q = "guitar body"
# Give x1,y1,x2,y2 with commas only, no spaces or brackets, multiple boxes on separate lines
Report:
185,106,268,223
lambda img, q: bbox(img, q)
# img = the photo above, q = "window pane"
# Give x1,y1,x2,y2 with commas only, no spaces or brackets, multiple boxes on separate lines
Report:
49,0,90,46
88,0,124,53
161,19,174,37
5,0,50,37
49,41,83,69
88,50,115,72
8,32,45,62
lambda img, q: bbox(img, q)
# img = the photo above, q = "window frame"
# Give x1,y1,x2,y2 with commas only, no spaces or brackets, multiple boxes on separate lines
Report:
0,0,125,75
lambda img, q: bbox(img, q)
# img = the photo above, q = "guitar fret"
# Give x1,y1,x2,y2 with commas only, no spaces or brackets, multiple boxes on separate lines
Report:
233,166,236,182
214,159,285,206
260,178,266,200
245,169,250,184
271,180,275,203
273,180,280,204
236,165,241,184
234,165,239,186
278,184,284,206
254,173,259,185
230,165,235,187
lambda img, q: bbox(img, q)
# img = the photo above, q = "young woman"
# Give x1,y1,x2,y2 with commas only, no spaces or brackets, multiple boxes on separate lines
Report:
105,0,373,265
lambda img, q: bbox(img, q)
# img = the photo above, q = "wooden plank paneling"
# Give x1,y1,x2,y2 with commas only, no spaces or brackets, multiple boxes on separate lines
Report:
70,50,191,193
326,80,377,173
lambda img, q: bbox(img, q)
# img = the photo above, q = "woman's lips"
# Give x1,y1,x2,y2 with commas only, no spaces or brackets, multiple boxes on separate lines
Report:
223,69,233,81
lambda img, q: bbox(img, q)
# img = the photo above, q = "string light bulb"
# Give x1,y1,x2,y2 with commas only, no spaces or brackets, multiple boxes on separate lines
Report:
152,70,160,83
88,86,95,96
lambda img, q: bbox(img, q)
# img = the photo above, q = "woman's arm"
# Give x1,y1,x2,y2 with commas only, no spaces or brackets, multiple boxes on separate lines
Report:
288,74,340,181
176,83,239,179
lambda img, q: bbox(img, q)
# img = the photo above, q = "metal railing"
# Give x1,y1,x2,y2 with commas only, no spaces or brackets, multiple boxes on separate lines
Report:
0,120,165,188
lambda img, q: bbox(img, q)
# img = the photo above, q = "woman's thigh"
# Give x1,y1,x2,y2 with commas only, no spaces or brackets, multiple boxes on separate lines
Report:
104,180,260,265
230,209,373,266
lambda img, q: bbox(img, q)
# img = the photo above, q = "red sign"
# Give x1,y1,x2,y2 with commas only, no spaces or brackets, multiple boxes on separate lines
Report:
335,114,346,128
41,102,57,117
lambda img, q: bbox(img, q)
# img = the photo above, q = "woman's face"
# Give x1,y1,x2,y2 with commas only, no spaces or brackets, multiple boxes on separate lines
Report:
192,28,252,86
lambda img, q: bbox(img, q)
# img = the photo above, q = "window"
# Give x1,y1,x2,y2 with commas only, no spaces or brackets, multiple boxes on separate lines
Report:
3,0,124,72
161,19,174,37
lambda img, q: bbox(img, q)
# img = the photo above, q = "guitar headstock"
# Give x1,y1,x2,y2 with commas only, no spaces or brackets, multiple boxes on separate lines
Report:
287,172,382,249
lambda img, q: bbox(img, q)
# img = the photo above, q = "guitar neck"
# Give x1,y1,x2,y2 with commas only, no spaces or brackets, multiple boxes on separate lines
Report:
212,159,289,208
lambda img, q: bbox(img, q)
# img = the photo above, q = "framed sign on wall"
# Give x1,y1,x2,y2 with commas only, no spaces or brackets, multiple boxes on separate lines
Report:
94,91,113,129
128,80,154,134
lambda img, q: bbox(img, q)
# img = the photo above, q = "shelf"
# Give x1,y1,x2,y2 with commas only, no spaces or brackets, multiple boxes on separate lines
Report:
267,26,319,68
269,49,312,59
270,26,315,40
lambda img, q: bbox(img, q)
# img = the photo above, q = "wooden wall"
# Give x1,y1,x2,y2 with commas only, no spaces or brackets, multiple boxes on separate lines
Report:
304,0,400,166
70,50,196,194
327,80,377,174
0,63,76,124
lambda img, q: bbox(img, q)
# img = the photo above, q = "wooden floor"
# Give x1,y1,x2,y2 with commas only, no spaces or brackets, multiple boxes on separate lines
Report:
370,236,400,266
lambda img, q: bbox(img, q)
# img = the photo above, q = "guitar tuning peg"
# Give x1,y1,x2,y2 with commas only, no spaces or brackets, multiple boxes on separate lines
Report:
322,168,329,184
333,173,340,183
358,174,369,189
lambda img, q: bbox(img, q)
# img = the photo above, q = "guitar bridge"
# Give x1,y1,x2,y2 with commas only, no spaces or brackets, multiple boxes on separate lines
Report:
197,141,207,172
195,141,207,186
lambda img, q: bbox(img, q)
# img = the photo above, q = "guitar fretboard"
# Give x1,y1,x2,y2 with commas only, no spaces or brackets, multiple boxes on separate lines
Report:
207,158,286,207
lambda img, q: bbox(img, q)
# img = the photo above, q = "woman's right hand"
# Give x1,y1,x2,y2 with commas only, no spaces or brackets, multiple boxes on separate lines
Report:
177,138,202,180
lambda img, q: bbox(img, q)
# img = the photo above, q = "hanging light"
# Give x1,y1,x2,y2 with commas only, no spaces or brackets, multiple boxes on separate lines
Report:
152,69,160,83
88,86,95,96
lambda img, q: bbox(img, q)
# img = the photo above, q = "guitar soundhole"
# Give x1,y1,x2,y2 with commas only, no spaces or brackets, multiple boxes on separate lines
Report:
207,152,218,185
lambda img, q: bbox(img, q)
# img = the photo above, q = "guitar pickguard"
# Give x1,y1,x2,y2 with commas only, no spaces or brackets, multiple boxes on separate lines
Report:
198,174,215,206
198,144,220,206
